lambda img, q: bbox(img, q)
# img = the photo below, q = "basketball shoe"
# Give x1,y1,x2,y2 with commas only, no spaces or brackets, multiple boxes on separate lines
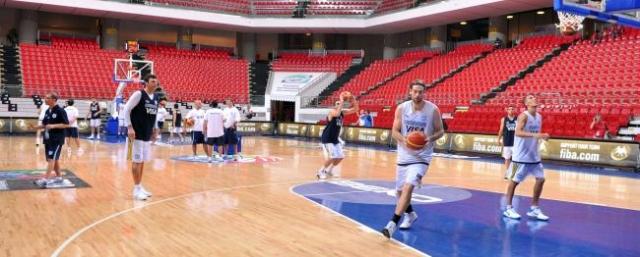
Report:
503,206,521,219
381,221,397,238
526,206,549,221
399,212,418,229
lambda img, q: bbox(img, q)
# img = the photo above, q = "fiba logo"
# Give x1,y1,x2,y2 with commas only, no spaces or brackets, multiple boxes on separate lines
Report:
610,145,630,161
436,134,448,146
300,125,307,134
454,135,465,148
260,123,271,132
0,119,4,129
348,128,355,138
539,141,549,154
79,120,88,129
380,130,389,141
15,119,26,129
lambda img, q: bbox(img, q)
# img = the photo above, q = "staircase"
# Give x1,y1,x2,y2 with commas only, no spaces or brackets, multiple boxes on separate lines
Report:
1,46,23,96
249,60,270,106
471,42,574,104
317,62,369,103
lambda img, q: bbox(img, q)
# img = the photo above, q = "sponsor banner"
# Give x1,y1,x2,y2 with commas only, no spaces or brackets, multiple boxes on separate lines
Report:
450,133,503,154
0,118,91,133
344,127,390,145
277,123,309,137
308,125,325,138
540,139,639,167
448,133,640,168
236,122,274,135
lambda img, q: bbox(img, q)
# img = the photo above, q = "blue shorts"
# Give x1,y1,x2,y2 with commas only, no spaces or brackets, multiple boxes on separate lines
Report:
192,131,205,145
65,128,79,138
45,143,63,161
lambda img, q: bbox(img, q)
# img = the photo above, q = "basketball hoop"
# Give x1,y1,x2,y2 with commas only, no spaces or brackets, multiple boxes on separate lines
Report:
557,11,585,35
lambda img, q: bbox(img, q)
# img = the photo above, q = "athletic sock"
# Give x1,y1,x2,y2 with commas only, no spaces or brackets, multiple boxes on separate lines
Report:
405,204,414,213
391,214,401,224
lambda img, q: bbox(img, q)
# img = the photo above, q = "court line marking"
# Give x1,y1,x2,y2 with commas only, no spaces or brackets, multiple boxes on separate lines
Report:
289,181,431,257
51,179,314,257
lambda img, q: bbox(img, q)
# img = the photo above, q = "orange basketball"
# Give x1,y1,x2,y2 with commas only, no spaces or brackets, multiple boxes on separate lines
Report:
406,131,427,150
340,91,353,102
184,118,194,127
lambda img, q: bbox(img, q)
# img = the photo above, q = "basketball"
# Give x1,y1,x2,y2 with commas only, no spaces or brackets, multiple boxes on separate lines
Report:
560,25,577,36
405,131,427,150
340,91,353,102
184,118,194,127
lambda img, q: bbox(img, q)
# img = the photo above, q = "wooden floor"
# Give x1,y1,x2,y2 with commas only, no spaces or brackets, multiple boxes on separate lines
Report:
0,136,639,257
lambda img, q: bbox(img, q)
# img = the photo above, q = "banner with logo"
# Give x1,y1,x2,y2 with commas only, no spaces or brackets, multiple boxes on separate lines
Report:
308,125,326,138
270,72,327,102
0,118,92,133
277,123,309,137
539,139,639,167
344,127,391,145
446,133,640,168
236,122,274,135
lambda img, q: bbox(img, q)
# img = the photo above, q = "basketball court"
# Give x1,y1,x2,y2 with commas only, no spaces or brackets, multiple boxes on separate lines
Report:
0,135,638,256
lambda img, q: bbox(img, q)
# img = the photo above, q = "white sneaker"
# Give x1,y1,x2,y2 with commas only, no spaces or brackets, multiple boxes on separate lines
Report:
139,186,152,197
381,221,397,239
53,177,64,184
503,207,521,220
399,212,418,230
208,157,213,163
34,178,48,188
526,207,549,221
97,135,101,139
133,189,149,201
316,169,328,180
88,135,94,139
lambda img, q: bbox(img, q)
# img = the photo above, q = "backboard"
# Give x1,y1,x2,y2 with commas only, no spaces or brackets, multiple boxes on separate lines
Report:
113,58,154,83
555,0,640,28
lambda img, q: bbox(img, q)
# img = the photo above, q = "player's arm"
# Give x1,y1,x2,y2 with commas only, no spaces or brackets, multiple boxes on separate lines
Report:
497,117,505,145
428,108,444,142
124,91,142,139
234,109,241,128
203,113,209,137
342,99,359,116
391,105,405,145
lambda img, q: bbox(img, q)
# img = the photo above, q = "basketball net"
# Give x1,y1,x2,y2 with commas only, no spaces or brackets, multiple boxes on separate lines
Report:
557,11,585,32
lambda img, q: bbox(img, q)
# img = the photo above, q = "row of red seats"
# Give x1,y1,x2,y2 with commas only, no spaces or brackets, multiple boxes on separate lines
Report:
271,54,353,76
374,0,414,14
321,50,437,105
148,0,250,14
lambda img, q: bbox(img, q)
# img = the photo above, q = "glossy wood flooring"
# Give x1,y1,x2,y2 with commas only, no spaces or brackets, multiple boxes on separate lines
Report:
0,136,638,257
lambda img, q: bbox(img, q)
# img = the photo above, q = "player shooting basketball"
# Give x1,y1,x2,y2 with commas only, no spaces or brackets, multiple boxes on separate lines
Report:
317,92,358,180
381,80,444,239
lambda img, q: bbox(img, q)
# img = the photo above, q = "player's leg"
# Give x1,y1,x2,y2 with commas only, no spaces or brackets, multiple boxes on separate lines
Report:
327,144,344,176
381,165,414,238
527,164,548,220
503,162,525,219
502,147,512,179
191,132,198,157
130,140,150,200
397,164,427,229
317,144,334,179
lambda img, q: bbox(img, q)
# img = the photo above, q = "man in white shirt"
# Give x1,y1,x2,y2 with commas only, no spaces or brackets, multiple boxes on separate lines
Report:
186,100,207,158
222,99,242,160
154,100,168,142
203,103,226,162
64,99,81,152
118,101,127,137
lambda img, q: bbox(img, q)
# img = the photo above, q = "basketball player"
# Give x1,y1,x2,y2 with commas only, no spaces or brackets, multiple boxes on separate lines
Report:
154,100,168,143
123,74,159,201
170,103,184,142
317,97,359,179
222,99,242,160
32,92,70,188
186,100,206,158
203,103,226,162
498,105,517,177
381,80,444,238
503,94,550,221
87,98,102,139
64,99,81,152
118,100,127,137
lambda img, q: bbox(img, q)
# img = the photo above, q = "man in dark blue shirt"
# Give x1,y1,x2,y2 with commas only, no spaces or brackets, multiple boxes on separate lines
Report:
32,92,69,188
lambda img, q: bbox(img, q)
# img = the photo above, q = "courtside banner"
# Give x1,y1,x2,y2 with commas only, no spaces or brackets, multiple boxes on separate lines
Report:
539,139,640,168
344,127,391,145
308,125,326,138
236,122,274,135
0,118,90,133
447,133,640,168
277,123,309,137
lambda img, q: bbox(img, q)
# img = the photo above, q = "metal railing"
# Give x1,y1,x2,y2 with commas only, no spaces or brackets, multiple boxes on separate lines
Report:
274,49,365,58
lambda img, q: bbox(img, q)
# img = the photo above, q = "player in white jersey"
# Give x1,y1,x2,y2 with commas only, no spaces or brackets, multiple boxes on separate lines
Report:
381,80,444,239
64,99,81,152
186,100,207,158
203,104,226,162
503,94,550,221
154,100,168,143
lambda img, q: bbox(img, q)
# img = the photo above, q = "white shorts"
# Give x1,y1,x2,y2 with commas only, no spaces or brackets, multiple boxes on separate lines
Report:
396,163,429,191
506,162,544,183
90,119,101,128
502,146,513,160
322,143,344,159
173,127,183,133
118,119,125,127
127,139,151,163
